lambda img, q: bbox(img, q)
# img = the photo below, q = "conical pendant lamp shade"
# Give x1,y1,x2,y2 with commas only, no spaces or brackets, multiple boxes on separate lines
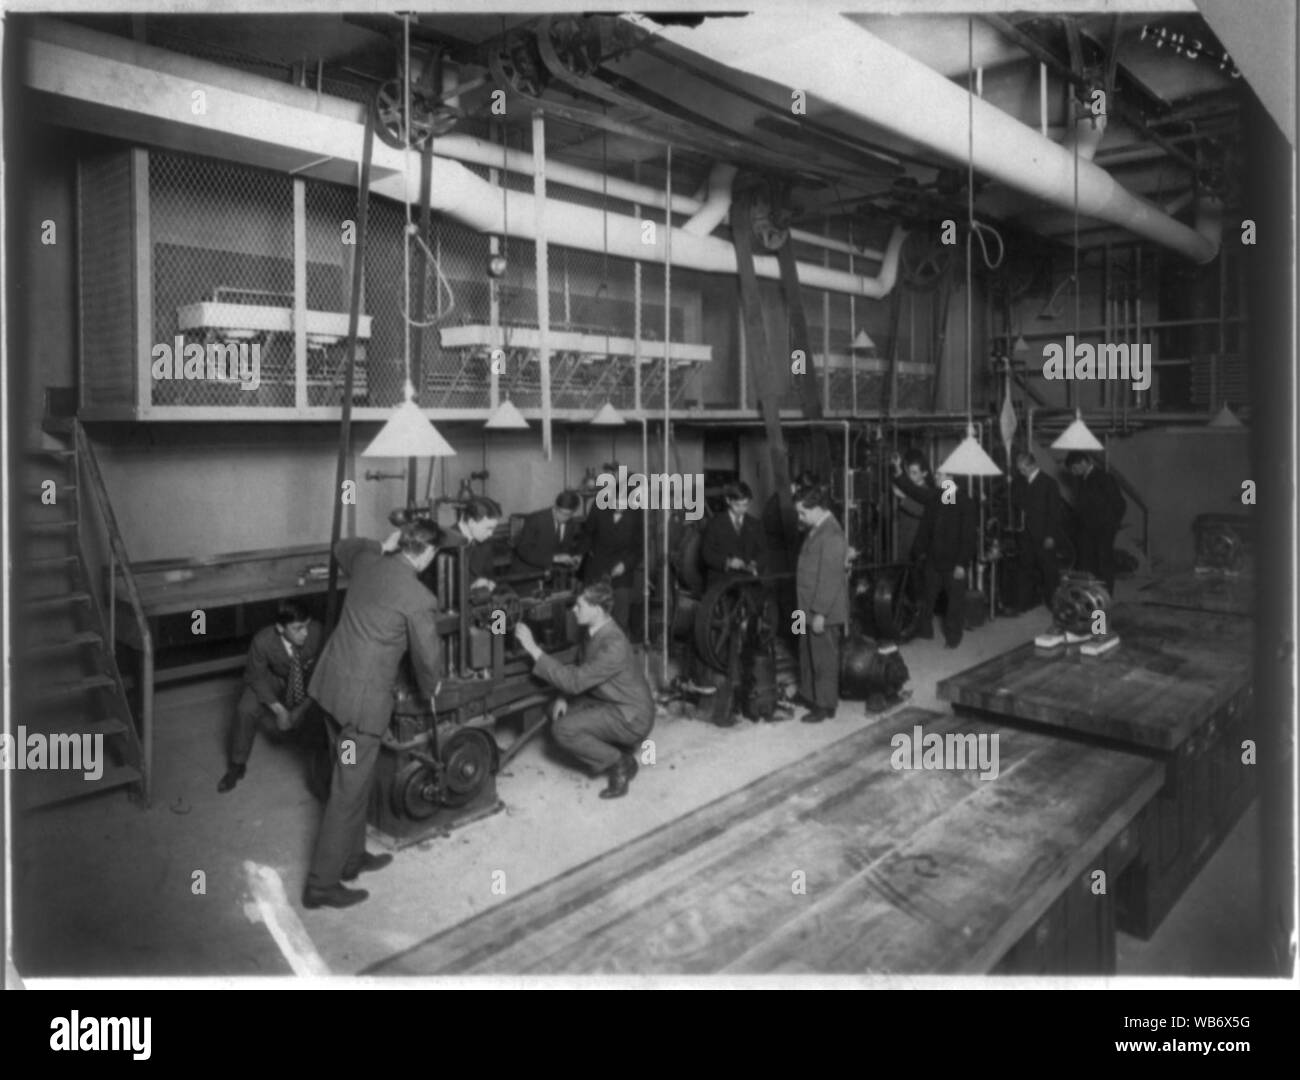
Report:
938,426,1002,476
485,397,530,429
589,401,626,426
362,385,456,458
1012,335,1031,358
851,329,877,352
1208,403,1244,428
1051,409,1104,452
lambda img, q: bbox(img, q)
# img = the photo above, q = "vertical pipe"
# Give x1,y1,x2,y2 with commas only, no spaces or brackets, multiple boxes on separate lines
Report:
488,126,502,409
533,110,552,458
1039,62,1048,138
293,178,307,412
661,146,673,688
633,200,643,414
641,417,650,675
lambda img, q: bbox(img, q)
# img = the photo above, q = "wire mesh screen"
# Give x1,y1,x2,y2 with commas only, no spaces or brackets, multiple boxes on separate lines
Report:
149,152,294,408
304,179,370,407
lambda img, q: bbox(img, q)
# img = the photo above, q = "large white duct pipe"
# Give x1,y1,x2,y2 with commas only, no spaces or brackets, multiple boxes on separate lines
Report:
682,162,738,236
24,18,904,298
629,13,1221,263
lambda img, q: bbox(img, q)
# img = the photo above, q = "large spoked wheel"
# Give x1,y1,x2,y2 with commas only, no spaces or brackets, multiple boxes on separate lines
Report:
872,564,920,641
694,578,779,672
371,80,462,150
438,728,499,808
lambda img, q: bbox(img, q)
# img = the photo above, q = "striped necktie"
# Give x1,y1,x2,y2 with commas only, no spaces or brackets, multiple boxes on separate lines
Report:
286,646,305,708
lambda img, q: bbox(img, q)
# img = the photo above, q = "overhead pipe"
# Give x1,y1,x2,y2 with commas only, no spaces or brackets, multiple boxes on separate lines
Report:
629,12,1222,264
681,162,737,236
24,18,905,299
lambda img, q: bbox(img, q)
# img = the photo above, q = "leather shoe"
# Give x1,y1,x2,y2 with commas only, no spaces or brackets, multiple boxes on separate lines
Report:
217,764,246,793
302,883,369,910
341,851,394,881
599,753,637,799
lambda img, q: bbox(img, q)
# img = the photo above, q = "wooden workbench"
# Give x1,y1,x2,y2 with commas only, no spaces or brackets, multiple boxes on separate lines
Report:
365,707,1161,976
936,602,1257,939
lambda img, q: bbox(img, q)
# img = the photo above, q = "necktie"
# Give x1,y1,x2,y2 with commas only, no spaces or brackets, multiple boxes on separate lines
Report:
557,520,564,545
286,646,304,708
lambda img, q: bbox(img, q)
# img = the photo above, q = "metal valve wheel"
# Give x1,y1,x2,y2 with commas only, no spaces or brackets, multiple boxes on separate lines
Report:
437,728,498,808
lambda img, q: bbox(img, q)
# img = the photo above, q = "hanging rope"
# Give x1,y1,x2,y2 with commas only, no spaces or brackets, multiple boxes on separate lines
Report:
401,13,412,396
966,17,974,424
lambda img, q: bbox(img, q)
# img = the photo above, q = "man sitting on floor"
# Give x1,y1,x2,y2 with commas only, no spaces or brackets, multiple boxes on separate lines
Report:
513,581,655,799
219,600,322,793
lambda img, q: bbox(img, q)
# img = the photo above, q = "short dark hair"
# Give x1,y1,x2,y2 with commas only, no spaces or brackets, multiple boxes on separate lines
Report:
555,489,581,512
1064,451,1094,469
275,600,310,626
579,579,616,615
794,484,830,510
1014,450,1036,469
792,470,819,489
398,520,442,556
460,496,503,522
901,449,930,474
723,480,753,502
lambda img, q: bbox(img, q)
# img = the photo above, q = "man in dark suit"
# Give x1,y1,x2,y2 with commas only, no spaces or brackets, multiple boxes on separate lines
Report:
440,495,503,589
514,581,655,799
794,485,848,723
302,522,443,910
909,466,977,648
1014,450,1065,612
579,504,643,631
218,600,323,793
763,470,817,631
511,490,586,577
1066,451,1127,593
700,481,767,590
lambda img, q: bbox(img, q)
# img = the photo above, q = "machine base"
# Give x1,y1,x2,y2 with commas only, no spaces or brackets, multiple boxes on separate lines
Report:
368,782,505,851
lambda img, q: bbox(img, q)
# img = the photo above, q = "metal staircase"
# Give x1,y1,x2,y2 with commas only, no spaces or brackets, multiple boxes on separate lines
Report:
14,419,150,809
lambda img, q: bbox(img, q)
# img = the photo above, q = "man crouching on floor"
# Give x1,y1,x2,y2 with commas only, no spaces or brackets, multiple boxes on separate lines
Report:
513,580,655,799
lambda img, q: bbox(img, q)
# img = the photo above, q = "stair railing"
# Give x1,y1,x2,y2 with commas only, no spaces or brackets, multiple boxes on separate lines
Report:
72,420,153,802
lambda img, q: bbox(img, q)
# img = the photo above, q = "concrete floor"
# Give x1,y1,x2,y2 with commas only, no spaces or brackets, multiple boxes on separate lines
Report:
9,581,1277,982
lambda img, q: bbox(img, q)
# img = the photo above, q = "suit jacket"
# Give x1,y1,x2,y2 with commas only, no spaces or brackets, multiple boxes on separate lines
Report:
1075,467,1126,537
1017,469,1065,546
580,507,643,587
511,507,587,576
308,538,441,736
244,621,323,708
700,510,767,588
533,618,655,733
910,485,977,572
440,524,497,582
796,514,849,626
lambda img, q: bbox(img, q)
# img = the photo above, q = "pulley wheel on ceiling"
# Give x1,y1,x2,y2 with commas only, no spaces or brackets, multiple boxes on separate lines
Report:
438,728,499,808
372,80,462,149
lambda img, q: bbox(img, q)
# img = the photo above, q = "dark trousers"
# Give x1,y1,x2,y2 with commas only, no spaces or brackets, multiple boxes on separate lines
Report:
306,709,382,891
1076,530,1118,593
1015,543,1061,613
919,563,967,646
230,688,271,766
553,699,651,773
799,623,843,710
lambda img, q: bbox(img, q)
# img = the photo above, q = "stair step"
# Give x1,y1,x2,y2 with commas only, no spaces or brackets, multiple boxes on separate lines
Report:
28,555,80,571
29,673,116,704
16,711,129,738
26,448,75,461
26,632,105,659
24,592,91,612
24,519,79,534
17,763,143,811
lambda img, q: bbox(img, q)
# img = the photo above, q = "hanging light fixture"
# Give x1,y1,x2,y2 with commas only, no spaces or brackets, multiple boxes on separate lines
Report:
589,401,626,426
851,329,877,352
363,381,457,458
1208,403,1244,428
485,395,529,429
1012,334,1031,358
1051,408,1105,451
941,19,1002,480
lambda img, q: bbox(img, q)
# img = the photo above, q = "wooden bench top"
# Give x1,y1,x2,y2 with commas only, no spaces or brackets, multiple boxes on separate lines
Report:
936,603,1254,752
124,546,342,616
364,707,1161,976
